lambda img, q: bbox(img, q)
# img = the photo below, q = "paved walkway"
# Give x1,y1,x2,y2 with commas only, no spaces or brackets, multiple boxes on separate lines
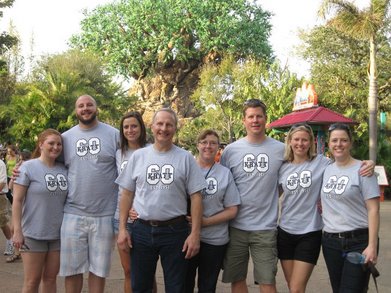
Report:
1,201,390,292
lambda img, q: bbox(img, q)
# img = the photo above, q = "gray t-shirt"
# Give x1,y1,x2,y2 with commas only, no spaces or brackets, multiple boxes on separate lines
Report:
321,160,380,233
15,159,68,240
221,137,284,231
116,145,206,221
62,122,119,216
278,155,330,234
114,148,136,222
200,163,240,245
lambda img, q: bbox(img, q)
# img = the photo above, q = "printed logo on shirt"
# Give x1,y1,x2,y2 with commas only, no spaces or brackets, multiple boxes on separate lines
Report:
120,160,128,172
243,153,269,174
286,170,312,191
45,173,68,192
146,164,174,185
322,175,349,198
76,138,101,157
202,177,218,198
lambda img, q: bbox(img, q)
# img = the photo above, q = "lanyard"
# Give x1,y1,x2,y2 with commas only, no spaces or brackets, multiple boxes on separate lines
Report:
204,163,215,179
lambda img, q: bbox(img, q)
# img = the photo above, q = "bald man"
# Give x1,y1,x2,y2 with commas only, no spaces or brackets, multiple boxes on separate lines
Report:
59,95,119,293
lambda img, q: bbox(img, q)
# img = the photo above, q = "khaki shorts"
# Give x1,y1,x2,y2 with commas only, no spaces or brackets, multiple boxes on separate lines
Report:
222,227,278,285
0,195,11,227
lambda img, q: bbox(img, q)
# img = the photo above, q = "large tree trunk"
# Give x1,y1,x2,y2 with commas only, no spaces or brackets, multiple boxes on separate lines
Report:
128,60,202,126
368,34,378,162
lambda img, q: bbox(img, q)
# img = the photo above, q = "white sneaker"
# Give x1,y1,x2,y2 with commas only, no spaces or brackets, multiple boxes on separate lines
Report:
4,240,14,255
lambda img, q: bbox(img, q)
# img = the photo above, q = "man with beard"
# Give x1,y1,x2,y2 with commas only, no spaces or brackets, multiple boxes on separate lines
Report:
59,95,119,293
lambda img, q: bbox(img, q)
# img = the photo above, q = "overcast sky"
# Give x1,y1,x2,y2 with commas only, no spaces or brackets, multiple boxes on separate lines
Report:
1,0,369,77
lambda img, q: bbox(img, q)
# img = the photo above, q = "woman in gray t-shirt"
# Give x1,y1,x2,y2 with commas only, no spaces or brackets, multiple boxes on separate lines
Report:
185,129,240,293
321,123,379,293
12,129,68,293
113,111,157,293
278,124,374,293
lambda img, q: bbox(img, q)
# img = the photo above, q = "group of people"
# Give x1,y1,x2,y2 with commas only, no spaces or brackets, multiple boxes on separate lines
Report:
4,94,380,293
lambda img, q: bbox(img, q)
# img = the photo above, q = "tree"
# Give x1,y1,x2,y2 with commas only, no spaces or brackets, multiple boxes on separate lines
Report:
71,0,273,120
0,0,18,103
0,50,129,149
298,25,391,135
318,0,391,161
177,56,302,151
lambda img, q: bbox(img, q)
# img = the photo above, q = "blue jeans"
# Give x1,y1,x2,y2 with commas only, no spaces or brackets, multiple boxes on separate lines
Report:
131,220,189,293
322,232,372,293
184,241,227,293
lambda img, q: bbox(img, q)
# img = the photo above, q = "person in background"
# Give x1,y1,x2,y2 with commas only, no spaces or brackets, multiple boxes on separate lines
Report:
5,149,32,263
12,129,68,293
0,155,13,257
5,144,19,204
321,123,380,293
117,108,205,293
277,123,374,293
184,129,240,293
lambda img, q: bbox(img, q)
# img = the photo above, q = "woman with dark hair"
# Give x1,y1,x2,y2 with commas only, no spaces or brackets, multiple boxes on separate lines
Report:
321,123,379,292
12,129,68,293
113,111,151,293
278,123,374,293
184,129,240,293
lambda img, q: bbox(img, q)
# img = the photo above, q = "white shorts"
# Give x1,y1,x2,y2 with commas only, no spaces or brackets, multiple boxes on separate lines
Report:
59,213,114,278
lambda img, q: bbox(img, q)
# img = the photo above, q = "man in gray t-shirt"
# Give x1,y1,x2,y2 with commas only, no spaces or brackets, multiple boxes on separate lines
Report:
116,108,205,293
59,95,119,293
220,99,284,293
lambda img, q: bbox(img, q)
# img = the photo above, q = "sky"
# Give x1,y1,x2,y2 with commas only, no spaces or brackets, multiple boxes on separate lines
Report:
1,0,370,78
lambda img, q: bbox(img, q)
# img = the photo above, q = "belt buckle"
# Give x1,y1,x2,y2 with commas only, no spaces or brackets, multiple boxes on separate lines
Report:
149,220,159,227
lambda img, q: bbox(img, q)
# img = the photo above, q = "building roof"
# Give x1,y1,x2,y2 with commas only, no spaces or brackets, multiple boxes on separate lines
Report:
268,106,357,129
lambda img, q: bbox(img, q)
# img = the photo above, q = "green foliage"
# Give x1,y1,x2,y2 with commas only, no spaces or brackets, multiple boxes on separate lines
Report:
298,25,391,136
0,0,17,62
0,50,130,149
71,0,273,79
178,56,302,151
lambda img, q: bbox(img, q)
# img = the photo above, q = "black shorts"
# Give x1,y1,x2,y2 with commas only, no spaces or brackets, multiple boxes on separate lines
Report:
277,226,322,265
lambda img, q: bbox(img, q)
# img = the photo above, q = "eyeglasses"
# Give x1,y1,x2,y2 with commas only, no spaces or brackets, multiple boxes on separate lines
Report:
198,141,219,146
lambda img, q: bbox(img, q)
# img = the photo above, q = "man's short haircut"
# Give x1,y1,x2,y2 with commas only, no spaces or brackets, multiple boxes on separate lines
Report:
243,99,267,117
152,108,178,129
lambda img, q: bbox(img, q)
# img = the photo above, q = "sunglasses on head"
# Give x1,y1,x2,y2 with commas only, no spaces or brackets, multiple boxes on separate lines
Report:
290,123,312,131
243,99,266,108
328,123,351,132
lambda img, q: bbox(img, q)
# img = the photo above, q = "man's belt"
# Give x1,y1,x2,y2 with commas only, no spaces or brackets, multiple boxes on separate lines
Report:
137,215,187,227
